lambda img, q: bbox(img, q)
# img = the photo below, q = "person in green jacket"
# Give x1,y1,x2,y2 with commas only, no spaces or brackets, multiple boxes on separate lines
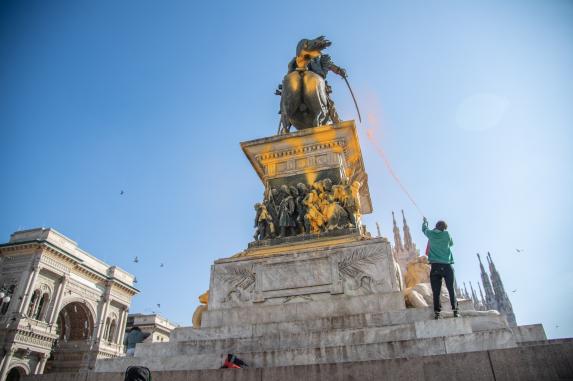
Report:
422,217,459,319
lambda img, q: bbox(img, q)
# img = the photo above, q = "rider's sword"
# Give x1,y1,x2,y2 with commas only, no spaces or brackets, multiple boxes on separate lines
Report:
341,74,362,123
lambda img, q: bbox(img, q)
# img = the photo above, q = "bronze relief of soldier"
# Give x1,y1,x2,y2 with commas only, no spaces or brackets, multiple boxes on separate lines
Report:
252,178,362,242
278,185,296,237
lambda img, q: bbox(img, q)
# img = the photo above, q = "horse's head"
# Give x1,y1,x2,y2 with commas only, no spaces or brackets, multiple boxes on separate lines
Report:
296,36,332,57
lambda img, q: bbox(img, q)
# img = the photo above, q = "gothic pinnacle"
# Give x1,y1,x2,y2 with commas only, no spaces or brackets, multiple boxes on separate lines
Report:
391,211,403,252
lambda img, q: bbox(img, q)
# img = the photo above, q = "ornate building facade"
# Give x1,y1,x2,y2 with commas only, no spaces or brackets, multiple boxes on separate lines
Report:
0,228,137,381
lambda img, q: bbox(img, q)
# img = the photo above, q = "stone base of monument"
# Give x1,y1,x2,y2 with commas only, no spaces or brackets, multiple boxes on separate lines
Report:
24,340,573,381
23,236,568,380
80,237,553,376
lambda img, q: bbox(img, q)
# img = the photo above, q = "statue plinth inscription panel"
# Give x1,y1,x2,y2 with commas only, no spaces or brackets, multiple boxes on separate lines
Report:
259,258,332,291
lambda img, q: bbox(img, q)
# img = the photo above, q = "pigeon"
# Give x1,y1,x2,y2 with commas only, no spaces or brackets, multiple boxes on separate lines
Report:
120,190,124,195
156,303,161,308
160,263,164,268
133,256,139,263
515,249,523,253
512,289,517,293
133,277,138,284
556,325,560,329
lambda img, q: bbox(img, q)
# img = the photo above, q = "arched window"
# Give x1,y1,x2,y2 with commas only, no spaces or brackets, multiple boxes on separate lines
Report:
0,302,9,315
27,290,41,317
103,317,111,341
107,319,117,342
35,293,50,321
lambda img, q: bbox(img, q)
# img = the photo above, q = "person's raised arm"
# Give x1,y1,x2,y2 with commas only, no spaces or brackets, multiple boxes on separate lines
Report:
422,217,430,237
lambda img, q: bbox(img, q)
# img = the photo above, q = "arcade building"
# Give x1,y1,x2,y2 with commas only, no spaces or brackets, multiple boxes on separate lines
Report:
0,228,137,381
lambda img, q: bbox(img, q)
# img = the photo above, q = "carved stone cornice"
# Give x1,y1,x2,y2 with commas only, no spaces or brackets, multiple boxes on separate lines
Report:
66,280,102,302
13,329,57,350
255,139,346,162
40,254,71,275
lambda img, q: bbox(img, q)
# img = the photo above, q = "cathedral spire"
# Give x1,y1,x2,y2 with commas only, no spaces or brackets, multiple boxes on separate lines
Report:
487,252,516,326
469,281,479,310
463,282,470,300
401,209,413,251
477,253,497,311
478,281,486,310
392,211,403,252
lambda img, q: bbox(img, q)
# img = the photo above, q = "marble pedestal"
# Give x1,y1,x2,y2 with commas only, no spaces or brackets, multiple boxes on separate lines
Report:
206,237,402,320
92,235,545,373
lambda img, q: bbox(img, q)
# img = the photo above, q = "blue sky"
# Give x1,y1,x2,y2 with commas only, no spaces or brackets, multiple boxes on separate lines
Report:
1,0,571,338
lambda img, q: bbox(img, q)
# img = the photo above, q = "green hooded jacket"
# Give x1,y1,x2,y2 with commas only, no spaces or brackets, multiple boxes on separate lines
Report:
422,220,454,264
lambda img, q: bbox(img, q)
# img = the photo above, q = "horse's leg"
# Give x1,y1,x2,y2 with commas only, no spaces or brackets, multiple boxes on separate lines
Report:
281,71,302,127
302,71,329,127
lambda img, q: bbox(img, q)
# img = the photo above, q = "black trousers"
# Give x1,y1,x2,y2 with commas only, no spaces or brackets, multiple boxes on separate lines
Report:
430,263,458,312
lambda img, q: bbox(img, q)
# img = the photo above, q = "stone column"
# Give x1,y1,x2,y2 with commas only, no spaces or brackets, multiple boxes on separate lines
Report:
18,261,42,315
8,266,32,316
0,349,15,381
116,306,128,347
95,290,111,341
34,353,49,375
17,255,40,314
48,275,68,325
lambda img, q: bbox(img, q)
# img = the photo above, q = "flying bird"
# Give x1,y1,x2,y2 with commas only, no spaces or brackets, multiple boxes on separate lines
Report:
160,263,164,268
120,190,124,195
515,249,523,253
133,277,138,284
156,303,161,308
512,289,517,293
133,256,139,263
556,325,560,329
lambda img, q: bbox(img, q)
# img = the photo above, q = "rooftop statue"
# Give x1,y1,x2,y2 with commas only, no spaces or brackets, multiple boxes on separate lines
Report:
278,36,349,134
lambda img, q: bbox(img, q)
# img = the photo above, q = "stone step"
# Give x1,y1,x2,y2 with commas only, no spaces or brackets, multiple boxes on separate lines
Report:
201,291,406,328
238,328,517,369
172,306,504,342
136,317,476,357
27,339,573,381
95,328,516,372
172,307,432,341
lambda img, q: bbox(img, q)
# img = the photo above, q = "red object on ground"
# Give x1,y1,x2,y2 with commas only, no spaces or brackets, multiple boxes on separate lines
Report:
223,360,241,368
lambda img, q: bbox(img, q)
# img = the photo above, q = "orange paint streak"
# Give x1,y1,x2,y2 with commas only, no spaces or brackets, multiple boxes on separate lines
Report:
364,111,425,218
